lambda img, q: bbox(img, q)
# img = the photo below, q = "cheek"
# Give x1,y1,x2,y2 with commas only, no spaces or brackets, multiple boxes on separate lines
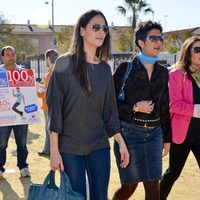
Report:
191,55,197,63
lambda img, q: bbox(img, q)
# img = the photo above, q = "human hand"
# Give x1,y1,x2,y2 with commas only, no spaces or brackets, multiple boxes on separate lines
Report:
163,142,170,157
135,100,154,114
118,141,130,168
113,133,130,168
36,83,43,93
50,151,64,171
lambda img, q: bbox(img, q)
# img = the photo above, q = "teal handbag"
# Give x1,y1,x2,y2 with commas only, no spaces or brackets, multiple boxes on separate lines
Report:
27,170,85,200
117,61,133,101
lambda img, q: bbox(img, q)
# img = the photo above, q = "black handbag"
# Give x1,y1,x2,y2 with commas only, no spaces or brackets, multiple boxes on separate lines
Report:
117,61,133,101
27,170,85,200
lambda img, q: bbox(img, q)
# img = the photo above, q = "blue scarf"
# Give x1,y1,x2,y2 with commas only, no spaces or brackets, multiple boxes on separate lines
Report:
136,52,158,65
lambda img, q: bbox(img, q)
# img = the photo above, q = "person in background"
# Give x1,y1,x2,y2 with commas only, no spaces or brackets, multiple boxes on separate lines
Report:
0,46,30,179
46,9,129,200
160,36,200,199
37,49,58,157
112,21,171,200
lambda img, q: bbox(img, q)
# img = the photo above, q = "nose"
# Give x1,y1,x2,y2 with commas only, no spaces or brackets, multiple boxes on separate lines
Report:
98,27,105,34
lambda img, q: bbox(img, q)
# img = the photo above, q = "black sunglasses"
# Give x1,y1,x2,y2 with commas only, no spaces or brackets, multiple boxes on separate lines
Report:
191,46,200,54
91,24,109,34
146,35,164,43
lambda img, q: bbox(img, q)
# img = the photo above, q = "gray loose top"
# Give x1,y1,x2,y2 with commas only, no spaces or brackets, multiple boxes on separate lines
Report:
46,54,120,155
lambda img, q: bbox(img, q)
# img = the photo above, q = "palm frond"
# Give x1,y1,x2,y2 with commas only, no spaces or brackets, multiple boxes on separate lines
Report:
138,1,148,10
144,8,154,13
117,6,126,15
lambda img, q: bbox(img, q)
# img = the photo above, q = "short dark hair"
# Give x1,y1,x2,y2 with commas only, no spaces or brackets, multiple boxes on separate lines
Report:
135,20,163,50
1,46,16,56
45,49,58,64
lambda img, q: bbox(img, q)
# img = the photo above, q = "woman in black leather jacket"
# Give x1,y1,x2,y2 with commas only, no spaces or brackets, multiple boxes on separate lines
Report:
112,20,171,200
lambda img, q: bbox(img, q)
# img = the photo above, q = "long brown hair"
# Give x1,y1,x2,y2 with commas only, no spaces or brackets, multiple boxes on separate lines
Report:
69,9,111,95
175,35,200,78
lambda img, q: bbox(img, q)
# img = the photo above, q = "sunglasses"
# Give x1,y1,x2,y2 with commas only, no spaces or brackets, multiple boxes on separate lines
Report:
91,24,109,34
191,46,200,54
146,35,164,43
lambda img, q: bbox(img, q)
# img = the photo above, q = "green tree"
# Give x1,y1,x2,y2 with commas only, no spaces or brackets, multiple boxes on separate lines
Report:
5,36,36,59
117,0,153,53
0,12,36,58
56,26,74,53
165,31,192,53
0,13,13,47
115,27,133,52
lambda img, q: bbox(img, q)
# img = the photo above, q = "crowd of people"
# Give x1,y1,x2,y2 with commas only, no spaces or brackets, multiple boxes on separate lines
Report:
0,8,200,200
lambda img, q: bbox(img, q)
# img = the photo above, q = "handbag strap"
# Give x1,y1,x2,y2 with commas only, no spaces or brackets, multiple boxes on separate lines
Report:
120,61,133,90
39,170,58,191
38,170,85,199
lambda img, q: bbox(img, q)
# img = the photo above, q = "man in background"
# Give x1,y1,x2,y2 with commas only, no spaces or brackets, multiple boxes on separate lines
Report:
0,46,30,179
37,49,58,157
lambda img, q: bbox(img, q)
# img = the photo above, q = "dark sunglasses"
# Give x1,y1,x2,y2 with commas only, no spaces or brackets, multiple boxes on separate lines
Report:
91,24,109,34
146,35,164,43
191,46,200,54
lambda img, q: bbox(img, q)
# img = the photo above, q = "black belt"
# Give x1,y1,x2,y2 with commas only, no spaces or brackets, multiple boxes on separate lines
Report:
131,118,160,128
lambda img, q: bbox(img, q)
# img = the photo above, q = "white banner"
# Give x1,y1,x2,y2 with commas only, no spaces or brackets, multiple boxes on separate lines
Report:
0,69,40,126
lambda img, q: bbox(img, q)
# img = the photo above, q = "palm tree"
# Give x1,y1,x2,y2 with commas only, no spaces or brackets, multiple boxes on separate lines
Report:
117,0,154,54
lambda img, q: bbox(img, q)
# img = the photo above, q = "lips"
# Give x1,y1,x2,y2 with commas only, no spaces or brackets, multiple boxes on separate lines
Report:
96,37,104,41
154,47,160,50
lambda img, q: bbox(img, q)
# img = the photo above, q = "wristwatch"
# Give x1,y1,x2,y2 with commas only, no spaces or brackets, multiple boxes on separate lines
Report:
133,103,139,112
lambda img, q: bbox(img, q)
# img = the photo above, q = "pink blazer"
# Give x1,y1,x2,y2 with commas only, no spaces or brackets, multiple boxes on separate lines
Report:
169,68,194,144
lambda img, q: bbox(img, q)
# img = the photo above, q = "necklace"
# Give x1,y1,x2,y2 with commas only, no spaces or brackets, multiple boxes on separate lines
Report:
189,66,200,82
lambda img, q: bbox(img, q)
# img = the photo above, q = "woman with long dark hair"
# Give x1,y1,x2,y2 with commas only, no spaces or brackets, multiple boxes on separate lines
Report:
46,9,129,200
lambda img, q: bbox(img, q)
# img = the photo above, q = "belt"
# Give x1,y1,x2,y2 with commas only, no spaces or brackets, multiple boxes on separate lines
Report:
135,123,155,129
132,118,160,128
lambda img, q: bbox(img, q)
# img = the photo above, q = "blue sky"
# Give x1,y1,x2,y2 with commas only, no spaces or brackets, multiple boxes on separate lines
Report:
0,0,199,32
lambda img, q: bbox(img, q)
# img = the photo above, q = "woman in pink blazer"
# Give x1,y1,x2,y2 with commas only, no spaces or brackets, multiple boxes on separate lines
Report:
160,35,200,199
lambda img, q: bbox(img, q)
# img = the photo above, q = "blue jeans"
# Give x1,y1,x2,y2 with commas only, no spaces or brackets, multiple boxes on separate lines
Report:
61,148,110,200
0,125,28,172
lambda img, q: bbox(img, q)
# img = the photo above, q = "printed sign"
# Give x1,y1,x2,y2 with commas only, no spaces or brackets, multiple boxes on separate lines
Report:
0,69,40,126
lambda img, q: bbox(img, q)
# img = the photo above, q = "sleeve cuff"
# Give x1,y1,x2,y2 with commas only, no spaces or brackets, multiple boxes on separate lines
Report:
193,104,200,118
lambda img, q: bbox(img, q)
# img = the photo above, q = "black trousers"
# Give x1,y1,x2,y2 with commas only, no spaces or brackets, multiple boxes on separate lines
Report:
12,102,23,116
160,129,200,200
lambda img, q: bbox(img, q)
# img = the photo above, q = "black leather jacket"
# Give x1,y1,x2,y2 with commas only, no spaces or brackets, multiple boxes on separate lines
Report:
113,57,171,142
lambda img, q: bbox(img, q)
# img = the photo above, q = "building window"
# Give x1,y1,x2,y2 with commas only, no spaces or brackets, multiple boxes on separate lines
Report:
32,39,39,47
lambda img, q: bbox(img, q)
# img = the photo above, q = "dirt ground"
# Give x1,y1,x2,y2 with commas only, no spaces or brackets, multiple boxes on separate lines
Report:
0,112,200,200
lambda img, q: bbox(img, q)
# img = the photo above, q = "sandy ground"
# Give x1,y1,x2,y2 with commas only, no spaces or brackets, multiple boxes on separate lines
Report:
0,112,200,200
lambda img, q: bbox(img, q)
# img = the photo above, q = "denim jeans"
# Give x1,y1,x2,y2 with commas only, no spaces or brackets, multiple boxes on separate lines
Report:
61,148,110,200
42,110,50,155
0,124,28,172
